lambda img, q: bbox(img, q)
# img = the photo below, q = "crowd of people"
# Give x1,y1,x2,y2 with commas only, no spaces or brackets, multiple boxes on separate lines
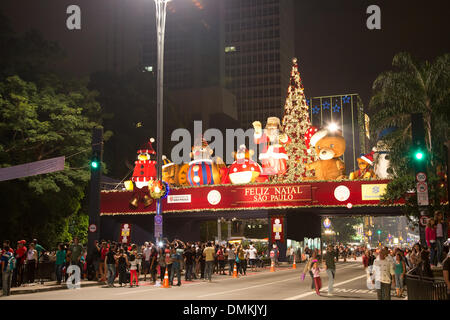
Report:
0,237,274,296
1,216,449,300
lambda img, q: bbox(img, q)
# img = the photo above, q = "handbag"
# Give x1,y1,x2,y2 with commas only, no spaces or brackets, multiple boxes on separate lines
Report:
236,256,240,263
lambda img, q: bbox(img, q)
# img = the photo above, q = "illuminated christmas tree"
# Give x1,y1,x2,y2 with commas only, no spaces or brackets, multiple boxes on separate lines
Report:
281,58,316,182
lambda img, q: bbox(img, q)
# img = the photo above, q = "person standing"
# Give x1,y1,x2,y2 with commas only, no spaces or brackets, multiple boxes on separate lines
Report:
441,246,449,299
203,242,215,282
142,242,152,282
236,245,246,275
105,244,117,287
149,245,158,284
158,246,167,283
170,246,182,286
117,249,128,287
248,244,258,272
69,237,84,273
1,245,15,296
373,249,395,300
13,240,27,287
324,246,336,296
434,211,447,267
55,243,66,285
394,253,406,298
25,243,38,284
129,252,139,287
216,245,226,275
425,219,437,266
183,244,194,281
302,253,316,290
226,244,236,276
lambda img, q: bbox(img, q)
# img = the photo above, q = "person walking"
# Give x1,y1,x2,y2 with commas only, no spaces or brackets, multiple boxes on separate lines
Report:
372,248,395,300
302,252,316,290
311,259,322,296
226,244,235,276
426,218,437,266
99,241,108,282
69,237,84,274
1,245,15,296
55,243,66,285
324,246,336,296
203,242,215,282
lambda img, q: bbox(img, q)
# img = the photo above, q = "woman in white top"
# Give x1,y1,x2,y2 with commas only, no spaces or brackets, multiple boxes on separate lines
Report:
26,243,38,284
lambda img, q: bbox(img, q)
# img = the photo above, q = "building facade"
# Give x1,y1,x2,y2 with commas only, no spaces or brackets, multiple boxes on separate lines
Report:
221,0,295,129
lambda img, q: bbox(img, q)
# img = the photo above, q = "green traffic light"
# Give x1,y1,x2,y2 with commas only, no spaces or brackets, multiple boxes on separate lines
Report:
91,161,99,169
415,152,424,160
377,230,381,235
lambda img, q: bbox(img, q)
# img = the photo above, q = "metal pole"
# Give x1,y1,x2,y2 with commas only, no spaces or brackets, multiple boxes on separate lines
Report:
154,0,169,243
217,219,221,243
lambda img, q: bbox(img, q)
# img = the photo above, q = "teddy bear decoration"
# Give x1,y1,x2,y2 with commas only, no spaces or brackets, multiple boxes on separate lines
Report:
304,126,346,180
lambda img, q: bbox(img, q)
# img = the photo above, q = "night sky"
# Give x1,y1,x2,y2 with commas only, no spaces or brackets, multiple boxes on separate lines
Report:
1,0,449,110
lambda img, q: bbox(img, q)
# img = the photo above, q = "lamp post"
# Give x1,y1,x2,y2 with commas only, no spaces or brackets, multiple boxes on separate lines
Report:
154,0,170,243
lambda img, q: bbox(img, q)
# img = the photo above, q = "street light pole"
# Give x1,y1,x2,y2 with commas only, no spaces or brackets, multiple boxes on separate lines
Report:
154,0,170,243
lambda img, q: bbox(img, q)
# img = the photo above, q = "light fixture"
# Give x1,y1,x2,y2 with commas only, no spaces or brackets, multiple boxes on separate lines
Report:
327,122,339,133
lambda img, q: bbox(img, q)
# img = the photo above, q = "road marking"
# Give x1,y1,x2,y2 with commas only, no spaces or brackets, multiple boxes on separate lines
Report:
197,276,301,298
283,274,367,300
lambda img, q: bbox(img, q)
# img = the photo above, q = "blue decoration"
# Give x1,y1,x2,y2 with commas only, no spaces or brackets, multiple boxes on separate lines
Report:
312,105,320,114
306,99,310,106
322,101,330,110
342,96,351,104
161,181,170,199
332,104,341,113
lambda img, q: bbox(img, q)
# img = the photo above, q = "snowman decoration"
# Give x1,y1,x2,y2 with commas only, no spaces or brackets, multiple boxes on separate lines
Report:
373,141,394,179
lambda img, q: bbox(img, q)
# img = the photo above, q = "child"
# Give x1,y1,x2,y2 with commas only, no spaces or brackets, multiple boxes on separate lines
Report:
117,249,128,287
129,253,139,287
311,259,322,296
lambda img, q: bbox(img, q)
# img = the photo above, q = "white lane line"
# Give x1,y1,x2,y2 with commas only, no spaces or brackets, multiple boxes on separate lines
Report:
197,276,301,298
283,274,367,300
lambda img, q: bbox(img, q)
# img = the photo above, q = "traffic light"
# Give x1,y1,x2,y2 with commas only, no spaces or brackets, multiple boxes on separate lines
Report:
377,230,381,235
411,113,427,168
90,150,101,170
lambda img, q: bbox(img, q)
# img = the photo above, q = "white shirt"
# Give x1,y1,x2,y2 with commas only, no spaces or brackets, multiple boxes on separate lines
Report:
143,247,152,261
436,223,443,237
249,247,258,259
373,258,395,284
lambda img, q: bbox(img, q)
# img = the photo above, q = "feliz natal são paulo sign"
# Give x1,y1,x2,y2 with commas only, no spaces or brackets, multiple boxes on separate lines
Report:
100,180,403,215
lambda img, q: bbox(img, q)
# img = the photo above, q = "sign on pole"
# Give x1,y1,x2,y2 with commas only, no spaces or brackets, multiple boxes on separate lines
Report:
155,215,163,238
416,181,429,206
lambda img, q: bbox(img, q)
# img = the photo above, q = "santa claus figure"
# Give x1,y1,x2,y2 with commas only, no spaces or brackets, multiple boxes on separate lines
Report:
227,145,262,184
125,138,157,208
253,117,291,176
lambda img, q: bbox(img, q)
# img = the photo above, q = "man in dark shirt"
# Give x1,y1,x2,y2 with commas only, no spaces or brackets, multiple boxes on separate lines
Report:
184,245,194,281
324,246,336,296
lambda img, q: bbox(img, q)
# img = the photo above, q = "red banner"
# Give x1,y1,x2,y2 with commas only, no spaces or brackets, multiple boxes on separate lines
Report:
100,180,404,216
271,216,284,243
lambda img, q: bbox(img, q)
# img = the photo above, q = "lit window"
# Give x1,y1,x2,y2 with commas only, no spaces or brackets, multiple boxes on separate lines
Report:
225,46,236,53
144,66,153,72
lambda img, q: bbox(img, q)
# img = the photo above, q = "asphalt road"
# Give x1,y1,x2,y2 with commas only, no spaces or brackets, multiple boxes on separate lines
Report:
2,260,405,300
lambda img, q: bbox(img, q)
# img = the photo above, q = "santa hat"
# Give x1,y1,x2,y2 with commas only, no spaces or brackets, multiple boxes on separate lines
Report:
310,128,328,148
360,151,374,166
138,138,156,155
304,126,319,153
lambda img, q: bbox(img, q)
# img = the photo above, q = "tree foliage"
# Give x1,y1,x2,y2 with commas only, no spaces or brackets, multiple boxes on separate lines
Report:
369,53,450,219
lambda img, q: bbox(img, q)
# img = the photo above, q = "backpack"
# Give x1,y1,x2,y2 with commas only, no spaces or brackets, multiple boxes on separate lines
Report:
5,253,16,272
